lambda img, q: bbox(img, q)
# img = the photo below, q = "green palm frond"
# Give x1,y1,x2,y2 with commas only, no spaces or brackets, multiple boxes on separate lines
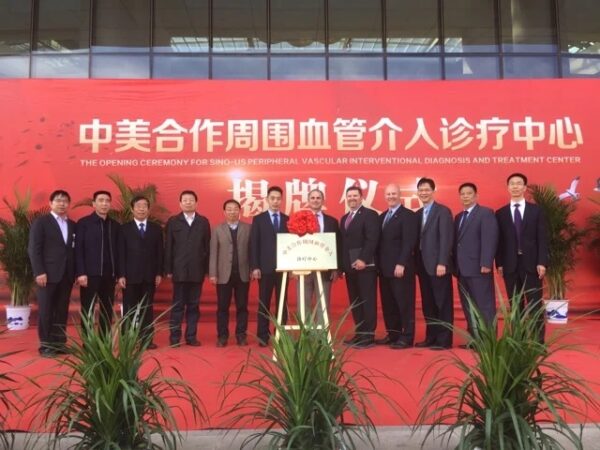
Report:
529,184,584,300
0,189,49,306
74,173,169,224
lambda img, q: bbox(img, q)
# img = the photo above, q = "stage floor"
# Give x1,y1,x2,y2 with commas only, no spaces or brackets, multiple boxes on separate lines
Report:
3,298,600,432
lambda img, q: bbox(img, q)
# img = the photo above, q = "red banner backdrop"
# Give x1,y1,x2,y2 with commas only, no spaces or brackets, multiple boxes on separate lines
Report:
1,79,599,308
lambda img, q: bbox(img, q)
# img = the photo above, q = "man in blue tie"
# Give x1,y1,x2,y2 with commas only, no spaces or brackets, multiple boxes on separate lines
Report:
250,186,289,346
495,173,548,342
453,182,498,344
415,178,454,350
376,184,418,349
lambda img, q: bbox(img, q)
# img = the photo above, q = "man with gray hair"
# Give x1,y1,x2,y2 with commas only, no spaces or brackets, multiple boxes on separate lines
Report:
297,189,341,325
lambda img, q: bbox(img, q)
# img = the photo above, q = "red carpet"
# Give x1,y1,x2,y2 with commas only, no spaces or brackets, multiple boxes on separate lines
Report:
2,284,600,432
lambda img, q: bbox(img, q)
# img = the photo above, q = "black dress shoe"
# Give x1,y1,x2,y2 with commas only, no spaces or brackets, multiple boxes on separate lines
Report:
429,344,451,351
375,336,393,345
147,342,158,350
415,340,435,348
169,341,181,348
390,340,412,350
39,348,56,358
216,338,227,348
258,338,269,347
236,336,248,346
186,340,201,347
352,339,376,349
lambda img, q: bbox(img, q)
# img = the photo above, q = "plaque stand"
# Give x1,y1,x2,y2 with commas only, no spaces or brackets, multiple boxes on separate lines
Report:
274,270,332,354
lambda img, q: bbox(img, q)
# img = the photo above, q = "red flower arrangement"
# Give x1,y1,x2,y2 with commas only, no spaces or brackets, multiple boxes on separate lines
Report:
287,210,319,236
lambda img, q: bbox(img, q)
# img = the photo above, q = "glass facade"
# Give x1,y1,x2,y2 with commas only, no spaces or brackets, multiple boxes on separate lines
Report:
0,0,598,79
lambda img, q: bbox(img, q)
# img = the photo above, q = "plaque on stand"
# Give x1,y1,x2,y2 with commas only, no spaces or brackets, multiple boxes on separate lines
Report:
274,232,338,352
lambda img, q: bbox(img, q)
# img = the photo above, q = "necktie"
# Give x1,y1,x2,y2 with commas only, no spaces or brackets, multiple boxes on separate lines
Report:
513,204,523,252
139,222,145,238
459,210,469,230
422,207,429,229
383,209,393,228
315,213,322,232
272,213,279,231
344,211,355,230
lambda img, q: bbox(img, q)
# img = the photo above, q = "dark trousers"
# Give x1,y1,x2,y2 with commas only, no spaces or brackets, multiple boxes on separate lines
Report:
298,271,332,325
122,282,155,342
216,272,249,339
418,271,454,347
345,269,377,340
458,274,496,336
80,274,115,333
503,261,545,342
257,272,288,342
37,275,72,352
169,281,202,344
379,273,416,344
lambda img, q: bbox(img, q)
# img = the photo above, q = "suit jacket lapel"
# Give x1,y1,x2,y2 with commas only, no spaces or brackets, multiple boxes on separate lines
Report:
422,203,436,235
459,204,478,240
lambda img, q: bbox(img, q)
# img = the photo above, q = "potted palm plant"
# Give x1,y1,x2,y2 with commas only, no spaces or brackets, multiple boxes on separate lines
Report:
417,294,600,449
38,304,205,449
0,190,47,330
529,184,584,324
220,313,403,449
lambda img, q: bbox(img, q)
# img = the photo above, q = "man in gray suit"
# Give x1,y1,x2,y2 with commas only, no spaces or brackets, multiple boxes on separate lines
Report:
453,182,499,344
415,178,454,350
209,199,251,347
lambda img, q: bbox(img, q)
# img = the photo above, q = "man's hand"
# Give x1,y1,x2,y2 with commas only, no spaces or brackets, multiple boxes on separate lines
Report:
537,265,546,279
497,266,504,276
394,265,405,278
481,266,492,274
118,277,126,289
35,274,47,287
155,275,162,287
166,273,173,279
209,276,217,285
252,269,261,280
352,259,366,271
77,275,88,287
436,264,446,277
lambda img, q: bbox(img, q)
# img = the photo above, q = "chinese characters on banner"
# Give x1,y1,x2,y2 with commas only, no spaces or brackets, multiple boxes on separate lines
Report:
79,116,583,154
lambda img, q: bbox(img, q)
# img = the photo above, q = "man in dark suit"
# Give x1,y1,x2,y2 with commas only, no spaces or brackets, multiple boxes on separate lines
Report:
250,186,289,346
118,196,163,349
28,189,75,357
415,177,454,350
376,183,418,349
496,172,548,342
340,186,381,349
75,190,119,333
209,199,251,347
453,182,499,342
298,189,341,325
164,190,210,347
